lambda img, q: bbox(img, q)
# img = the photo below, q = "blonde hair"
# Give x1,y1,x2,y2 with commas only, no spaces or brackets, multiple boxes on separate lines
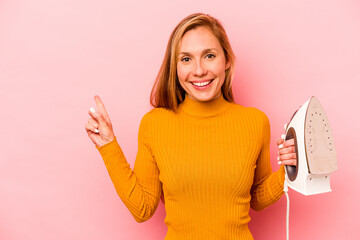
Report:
150,13,236,112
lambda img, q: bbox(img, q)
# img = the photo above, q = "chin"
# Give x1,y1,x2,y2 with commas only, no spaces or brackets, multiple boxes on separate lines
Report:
196,96,214,102
191,93,218,102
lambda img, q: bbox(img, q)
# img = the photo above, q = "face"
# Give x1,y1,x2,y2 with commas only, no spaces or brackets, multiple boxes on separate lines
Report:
177,26,230,102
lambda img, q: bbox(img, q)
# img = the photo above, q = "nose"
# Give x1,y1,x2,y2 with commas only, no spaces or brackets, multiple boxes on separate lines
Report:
193,59,207,76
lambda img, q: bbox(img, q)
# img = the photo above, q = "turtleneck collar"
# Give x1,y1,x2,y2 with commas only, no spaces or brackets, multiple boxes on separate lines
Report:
179,93,229,118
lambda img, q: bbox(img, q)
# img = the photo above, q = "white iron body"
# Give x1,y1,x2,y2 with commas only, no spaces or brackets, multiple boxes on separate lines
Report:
284,97,338,195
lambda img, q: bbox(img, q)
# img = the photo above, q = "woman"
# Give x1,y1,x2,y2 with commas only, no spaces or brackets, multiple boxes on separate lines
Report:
85,13,296,240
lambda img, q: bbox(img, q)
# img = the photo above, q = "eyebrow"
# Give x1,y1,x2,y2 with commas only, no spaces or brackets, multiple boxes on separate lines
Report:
178,48,217,56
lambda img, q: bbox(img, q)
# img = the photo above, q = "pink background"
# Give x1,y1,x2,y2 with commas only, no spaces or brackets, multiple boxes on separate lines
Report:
1,0,359,239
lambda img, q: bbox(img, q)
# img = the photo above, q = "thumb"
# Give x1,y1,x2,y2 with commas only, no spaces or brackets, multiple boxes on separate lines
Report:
276,134,286,146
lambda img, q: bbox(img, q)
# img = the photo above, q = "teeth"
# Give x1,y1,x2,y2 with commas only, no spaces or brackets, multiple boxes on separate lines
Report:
192,80,211,86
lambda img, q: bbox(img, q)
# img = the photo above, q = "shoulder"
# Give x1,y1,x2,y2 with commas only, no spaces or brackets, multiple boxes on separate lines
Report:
140,107,175,125
227,102,269,123
138,107,176,137
248,107,269,124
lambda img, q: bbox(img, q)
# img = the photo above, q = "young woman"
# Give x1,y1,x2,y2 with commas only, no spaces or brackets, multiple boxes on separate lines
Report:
85,13,296,240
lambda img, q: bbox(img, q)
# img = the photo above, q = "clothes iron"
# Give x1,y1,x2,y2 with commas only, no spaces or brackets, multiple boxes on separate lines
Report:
284,96,338,195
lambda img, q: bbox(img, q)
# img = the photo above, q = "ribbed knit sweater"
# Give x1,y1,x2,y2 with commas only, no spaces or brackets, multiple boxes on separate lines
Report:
96,93,285,240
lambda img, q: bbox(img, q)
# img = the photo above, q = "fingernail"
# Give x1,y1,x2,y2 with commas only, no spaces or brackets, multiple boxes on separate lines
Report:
279,144,283,149
278,161,282,165
90,107,95,113
277,156,280,160
94,128,99,133
281,134,286,140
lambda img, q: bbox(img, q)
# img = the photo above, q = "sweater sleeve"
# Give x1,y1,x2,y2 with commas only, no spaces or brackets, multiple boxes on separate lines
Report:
95,112,161,222
250,112,285,211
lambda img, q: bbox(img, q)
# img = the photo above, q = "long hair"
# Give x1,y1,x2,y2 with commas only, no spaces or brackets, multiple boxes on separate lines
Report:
153,13,236,204
150,13,236,112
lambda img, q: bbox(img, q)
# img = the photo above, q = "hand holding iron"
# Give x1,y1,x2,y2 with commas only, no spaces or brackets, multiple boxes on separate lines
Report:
276,135,297,166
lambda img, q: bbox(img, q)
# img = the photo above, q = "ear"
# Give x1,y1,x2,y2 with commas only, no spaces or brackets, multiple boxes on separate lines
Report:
225,60,231,70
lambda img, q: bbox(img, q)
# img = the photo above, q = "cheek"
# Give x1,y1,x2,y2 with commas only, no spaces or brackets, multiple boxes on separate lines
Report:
212,63,226,80
177,64,187,83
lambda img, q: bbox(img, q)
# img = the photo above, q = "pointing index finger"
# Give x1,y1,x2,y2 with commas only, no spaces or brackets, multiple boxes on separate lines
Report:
94,95,111,124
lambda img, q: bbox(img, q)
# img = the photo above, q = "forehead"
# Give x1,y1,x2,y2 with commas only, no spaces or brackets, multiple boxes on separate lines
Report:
178,26,222,52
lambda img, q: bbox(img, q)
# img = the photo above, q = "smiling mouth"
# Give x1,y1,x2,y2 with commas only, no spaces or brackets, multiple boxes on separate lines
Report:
191,79,214,87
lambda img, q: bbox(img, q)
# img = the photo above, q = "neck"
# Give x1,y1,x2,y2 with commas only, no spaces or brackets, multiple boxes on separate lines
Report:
179,93,229,118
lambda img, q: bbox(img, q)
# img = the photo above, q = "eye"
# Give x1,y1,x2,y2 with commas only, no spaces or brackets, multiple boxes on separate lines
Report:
206,53,215,59
181,57,190,62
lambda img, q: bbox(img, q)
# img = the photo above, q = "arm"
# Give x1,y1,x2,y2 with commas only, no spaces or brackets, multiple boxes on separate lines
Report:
250,112,285,211
96,113,162,222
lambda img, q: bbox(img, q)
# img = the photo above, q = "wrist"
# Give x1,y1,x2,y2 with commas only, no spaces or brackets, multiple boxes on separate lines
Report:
105,135,115,144
96,136,116,148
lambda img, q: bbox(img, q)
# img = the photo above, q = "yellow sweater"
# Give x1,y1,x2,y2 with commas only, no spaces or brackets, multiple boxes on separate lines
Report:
96,93,285,239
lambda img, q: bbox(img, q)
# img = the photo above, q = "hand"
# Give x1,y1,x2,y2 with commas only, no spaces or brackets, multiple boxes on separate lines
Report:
276,134,297,166
85,95,115,147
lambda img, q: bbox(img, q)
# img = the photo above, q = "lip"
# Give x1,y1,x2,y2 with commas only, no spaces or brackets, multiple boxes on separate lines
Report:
190,79,213,83
190,79,214,90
